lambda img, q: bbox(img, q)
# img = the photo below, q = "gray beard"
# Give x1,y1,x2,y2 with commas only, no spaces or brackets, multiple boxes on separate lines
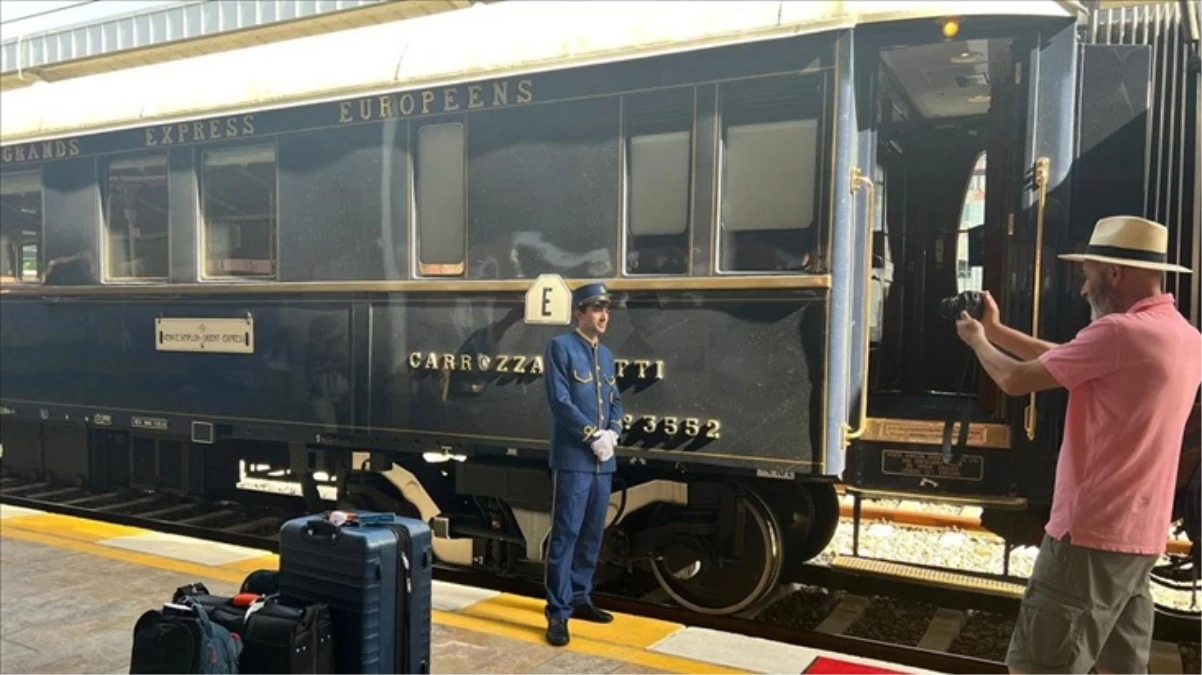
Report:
1089,287,1112,320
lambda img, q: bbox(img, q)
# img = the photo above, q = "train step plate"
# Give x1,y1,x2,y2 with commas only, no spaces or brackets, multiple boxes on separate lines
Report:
831,555,1026,599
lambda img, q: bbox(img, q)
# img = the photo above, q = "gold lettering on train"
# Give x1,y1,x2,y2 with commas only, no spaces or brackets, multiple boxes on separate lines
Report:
408,351,665,382
621,414,722,439
2,138,81,165
408,351,546,376
144,114,257,147
615,359,665,381
337,78,535,125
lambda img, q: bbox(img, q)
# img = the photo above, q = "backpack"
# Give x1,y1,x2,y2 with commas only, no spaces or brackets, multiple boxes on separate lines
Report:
130,601,242,674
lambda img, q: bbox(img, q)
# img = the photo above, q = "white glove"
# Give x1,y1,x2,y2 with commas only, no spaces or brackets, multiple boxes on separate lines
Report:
599,429,619,462
589,431,615,461
596,440,614,463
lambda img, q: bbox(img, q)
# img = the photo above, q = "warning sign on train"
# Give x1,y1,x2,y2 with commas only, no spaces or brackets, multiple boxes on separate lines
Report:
155,317,255,354
524,274,572,325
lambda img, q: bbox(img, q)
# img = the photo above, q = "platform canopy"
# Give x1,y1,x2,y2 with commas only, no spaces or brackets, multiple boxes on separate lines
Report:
0,1,476,92
1,0,1079,146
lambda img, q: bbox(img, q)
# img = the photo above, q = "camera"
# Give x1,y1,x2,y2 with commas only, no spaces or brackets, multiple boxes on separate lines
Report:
939,290,985,321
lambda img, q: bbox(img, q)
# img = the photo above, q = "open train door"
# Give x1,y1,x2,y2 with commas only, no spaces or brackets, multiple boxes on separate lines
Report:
842,11,1079,541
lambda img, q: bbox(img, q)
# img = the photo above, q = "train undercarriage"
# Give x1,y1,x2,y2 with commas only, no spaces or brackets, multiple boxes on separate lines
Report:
0,419,847,615
14,419,1197,619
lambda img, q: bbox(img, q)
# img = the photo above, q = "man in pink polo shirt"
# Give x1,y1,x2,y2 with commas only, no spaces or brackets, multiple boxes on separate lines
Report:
955,216,1201,674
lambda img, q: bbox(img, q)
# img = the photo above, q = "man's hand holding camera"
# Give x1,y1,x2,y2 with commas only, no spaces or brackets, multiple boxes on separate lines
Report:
956,310,987,348
950,289,1059,396
955,290,1000,348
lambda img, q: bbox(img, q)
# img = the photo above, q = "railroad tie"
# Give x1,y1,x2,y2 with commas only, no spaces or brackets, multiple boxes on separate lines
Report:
815,595,871,635
915,608,967,652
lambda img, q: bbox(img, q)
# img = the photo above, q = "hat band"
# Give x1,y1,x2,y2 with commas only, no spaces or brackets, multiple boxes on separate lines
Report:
1084,244,1167,263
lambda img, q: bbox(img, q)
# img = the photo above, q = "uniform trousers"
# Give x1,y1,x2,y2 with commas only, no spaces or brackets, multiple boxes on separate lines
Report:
545,469,612,621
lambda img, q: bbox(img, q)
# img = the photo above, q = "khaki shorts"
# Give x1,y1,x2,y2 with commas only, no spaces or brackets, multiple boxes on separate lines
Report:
1006,534,1159,674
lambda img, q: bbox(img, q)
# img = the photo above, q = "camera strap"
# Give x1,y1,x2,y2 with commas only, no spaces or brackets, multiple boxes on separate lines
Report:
941,351,979,464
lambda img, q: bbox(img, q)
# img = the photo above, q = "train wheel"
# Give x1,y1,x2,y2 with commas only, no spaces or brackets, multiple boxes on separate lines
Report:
650,488,783,615
770,482,840,571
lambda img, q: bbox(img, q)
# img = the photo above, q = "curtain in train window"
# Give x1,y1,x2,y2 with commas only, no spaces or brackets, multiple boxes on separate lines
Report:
718,72,828,273
414,121,466,276
624,88,693,276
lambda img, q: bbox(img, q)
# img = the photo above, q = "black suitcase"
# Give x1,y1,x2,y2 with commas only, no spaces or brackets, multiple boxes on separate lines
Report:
241,597,334,674
173,582,334,674
278,512,433,674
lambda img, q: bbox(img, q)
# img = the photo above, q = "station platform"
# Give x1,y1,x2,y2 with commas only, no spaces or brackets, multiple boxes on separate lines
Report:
0,505,920,675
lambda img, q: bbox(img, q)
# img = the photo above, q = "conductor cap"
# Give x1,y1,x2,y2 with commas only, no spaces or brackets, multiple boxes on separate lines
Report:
572,282,611,309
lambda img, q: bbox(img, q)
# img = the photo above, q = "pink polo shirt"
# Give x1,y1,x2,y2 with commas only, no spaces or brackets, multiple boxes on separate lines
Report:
1038,294,1202,555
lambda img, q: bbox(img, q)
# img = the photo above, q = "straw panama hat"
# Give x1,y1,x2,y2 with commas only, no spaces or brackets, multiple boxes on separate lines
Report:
1058,215,1192,274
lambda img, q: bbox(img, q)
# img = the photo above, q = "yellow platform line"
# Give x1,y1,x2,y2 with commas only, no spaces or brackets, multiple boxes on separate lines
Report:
0,514,749,675
2,513,149,542
1,526,249,586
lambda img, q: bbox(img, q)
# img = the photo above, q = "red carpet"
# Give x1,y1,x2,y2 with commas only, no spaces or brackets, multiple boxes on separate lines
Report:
802,656,908,674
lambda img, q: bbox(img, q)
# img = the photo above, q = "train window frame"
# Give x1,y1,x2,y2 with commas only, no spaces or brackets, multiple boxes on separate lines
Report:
621,88,695,277
413,120,467,277
198,141,280,282
0,169,44,284
956,151,987,294
714,71,830,275
102,152,170,283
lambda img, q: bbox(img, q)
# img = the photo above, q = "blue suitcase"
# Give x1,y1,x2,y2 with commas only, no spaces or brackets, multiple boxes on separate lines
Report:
278,512,432,674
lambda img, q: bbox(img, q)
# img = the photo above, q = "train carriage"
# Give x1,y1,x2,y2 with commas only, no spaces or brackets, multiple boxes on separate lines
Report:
1,0,1198,618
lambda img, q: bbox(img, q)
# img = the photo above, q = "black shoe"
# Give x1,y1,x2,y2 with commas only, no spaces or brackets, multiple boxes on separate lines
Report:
571,603,614,623
546,618,570,647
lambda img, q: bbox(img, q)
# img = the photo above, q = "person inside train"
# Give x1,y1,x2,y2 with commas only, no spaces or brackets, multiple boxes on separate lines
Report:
541,282,623,647
953,215,1202,674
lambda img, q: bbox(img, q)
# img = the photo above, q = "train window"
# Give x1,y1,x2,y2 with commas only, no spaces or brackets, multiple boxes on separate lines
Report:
957,152,986,293
201,144,277,279
717,73,826,273
0,170,42,283
464,98,618,280
415,122,466,276
105,154,169,280
624,88,693,275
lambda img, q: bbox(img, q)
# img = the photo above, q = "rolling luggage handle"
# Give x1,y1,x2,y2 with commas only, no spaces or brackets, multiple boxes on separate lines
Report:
303,518,342,544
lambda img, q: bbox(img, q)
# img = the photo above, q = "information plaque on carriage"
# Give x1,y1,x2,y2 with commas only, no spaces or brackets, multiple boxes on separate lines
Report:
155,317,255,354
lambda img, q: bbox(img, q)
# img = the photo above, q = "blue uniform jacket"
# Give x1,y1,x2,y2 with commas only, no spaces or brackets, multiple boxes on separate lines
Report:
543,330,623,473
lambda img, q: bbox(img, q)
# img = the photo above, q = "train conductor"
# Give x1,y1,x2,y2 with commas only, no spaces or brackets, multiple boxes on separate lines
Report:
542,282,623,647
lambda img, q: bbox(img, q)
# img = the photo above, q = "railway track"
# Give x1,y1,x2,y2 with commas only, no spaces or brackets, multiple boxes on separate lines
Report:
1,475,1197,674
839,499,1195,557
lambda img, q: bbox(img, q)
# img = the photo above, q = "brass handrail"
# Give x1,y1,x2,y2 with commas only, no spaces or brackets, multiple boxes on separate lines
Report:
843,166,876,446
1024,157,1050,441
